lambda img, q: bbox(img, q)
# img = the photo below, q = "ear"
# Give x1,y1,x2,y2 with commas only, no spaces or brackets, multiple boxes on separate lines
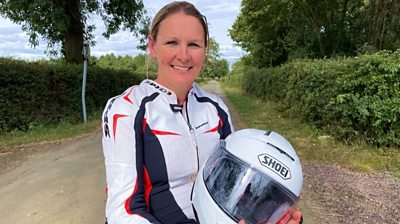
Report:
148,35,157,58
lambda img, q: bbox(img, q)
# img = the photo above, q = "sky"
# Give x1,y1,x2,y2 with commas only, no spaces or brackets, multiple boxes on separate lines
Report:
0,0,245,65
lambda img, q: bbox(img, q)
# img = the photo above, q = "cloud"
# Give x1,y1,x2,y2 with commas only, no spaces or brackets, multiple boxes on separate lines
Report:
202,1,240,17
0,0,244,64
91,20,144,57
0,24,48,59
220,44,246,65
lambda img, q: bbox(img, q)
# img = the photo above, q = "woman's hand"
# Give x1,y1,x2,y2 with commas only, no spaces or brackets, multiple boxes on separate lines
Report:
286,210,302,224
237,210,302,224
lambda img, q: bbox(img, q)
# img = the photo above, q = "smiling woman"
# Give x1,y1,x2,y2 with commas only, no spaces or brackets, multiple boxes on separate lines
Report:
100,2,301,224
148,11,207,104
101,2,234,224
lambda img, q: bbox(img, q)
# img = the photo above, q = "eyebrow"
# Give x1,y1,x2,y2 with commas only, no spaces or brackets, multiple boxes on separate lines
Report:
160,36,204,43
188,40,205,46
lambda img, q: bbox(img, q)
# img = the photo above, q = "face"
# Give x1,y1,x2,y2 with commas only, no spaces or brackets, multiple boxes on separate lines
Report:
148,12,206,93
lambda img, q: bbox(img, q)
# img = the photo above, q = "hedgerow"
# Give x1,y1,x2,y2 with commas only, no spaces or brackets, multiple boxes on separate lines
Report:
225,50,400,146
0,58,143,132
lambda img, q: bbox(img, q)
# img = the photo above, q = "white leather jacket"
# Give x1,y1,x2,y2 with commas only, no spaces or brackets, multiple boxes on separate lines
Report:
102,79,233,224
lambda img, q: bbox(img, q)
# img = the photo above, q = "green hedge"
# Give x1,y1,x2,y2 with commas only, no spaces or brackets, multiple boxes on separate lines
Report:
230,51,400,146
0,58,143,132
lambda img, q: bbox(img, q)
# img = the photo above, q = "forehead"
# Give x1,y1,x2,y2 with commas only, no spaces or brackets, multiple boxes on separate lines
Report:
157,12,205,40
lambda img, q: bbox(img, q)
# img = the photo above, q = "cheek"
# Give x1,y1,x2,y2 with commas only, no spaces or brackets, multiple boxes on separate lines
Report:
194,51,206,64
158,50,174,64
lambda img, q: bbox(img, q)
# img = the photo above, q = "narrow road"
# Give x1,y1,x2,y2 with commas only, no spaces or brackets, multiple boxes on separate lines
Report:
0,133,106,223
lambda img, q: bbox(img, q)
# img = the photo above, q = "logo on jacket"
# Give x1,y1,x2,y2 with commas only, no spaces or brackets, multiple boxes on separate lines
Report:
258,154,291,180
195,122,208,130
145,80,172,95
103,98,116,138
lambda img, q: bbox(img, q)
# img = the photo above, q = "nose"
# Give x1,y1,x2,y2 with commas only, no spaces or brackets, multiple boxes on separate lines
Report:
177,45,190,62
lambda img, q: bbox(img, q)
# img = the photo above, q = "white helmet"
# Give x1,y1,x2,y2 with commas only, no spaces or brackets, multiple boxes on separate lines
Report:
192,129,303,224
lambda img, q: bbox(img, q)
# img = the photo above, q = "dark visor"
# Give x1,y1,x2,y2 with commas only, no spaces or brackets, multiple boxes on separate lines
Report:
203,144,299,224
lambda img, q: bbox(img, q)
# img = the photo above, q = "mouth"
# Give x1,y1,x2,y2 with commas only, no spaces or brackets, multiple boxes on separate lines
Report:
171,65,193,71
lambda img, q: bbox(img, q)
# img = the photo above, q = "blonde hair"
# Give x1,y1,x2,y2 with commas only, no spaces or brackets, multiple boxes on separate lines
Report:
150,1,209,46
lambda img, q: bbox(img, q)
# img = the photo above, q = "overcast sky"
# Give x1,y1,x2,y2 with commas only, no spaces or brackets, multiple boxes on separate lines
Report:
0,0,245,65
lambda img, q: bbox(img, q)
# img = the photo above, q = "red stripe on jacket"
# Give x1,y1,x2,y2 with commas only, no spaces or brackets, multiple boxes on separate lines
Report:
113,114,128,139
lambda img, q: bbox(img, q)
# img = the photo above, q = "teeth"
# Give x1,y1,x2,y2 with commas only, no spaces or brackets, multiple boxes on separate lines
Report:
173,65,191,71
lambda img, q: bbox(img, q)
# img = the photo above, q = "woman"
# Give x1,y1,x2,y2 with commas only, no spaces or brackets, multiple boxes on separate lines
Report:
101,1,302,223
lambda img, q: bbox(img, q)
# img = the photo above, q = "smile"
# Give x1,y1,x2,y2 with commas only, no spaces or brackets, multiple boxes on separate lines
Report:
172,65,192,71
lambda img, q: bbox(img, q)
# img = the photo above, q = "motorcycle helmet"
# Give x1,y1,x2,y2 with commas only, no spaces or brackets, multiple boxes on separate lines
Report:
192,129,303,224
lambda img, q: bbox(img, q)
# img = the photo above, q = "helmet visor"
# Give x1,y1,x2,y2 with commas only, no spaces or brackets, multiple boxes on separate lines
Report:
203,143,299,224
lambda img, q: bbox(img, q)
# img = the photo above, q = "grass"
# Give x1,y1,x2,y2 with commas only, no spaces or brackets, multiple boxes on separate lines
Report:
0,112,102,148
221,83,400,177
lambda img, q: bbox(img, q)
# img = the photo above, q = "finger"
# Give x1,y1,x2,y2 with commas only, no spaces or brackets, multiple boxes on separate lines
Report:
286,210,302,224
292,210,302,221
238,220,246,224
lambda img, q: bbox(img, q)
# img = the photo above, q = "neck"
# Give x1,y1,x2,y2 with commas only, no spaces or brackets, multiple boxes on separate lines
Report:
154,78,192,105
174,86,192,105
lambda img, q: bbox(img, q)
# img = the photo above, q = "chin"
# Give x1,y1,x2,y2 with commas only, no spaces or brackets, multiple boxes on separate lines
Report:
176,76,197,86
172,72,198,83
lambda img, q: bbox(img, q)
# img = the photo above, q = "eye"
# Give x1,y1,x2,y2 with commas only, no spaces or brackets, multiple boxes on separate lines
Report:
189,43,201,48
165,40,177,45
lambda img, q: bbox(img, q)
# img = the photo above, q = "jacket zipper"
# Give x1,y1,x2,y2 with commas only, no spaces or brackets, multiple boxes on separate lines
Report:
184,98,200,172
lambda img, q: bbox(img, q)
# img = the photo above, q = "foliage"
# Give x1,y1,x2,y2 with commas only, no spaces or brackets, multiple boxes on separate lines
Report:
0,0,147,63
0,58,143,133
93,53,137,71
230,0,400,68
329,51,400,146
91,53,157,79
366,0,400,51
204,59,229,79
202,38,229,78
229,0,292,67
226,50,400,147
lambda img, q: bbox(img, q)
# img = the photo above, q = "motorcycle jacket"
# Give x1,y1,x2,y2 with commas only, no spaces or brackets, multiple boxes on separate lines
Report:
102,79,234,224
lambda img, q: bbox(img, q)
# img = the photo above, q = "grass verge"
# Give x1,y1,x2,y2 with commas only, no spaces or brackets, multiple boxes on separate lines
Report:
0,111,101,148
221,84,400,177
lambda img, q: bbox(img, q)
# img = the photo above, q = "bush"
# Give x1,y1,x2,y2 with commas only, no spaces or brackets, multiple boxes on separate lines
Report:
328,51,400,146
0,58,142,132
234,50,400,146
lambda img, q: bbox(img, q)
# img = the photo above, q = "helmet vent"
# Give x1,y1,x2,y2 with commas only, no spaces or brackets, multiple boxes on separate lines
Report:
267,142,295,161
264,130,272,136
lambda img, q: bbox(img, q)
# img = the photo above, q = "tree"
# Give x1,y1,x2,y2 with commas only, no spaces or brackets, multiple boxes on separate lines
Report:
291,0,366,57
366,0,400,51
213,59,229,78
202,37,229,78
94,53,137,71
230,0,400,67
0,0,147,63
229,0,294,67
286,0,400,56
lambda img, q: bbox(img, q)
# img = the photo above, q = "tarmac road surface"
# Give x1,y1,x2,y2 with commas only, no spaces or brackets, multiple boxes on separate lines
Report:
0,133,106,224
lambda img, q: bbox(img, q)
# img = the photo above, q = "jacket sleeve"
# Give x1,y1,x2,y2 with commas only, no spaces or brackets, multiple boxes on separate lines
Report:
216,96,235,138
102,98,160,224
